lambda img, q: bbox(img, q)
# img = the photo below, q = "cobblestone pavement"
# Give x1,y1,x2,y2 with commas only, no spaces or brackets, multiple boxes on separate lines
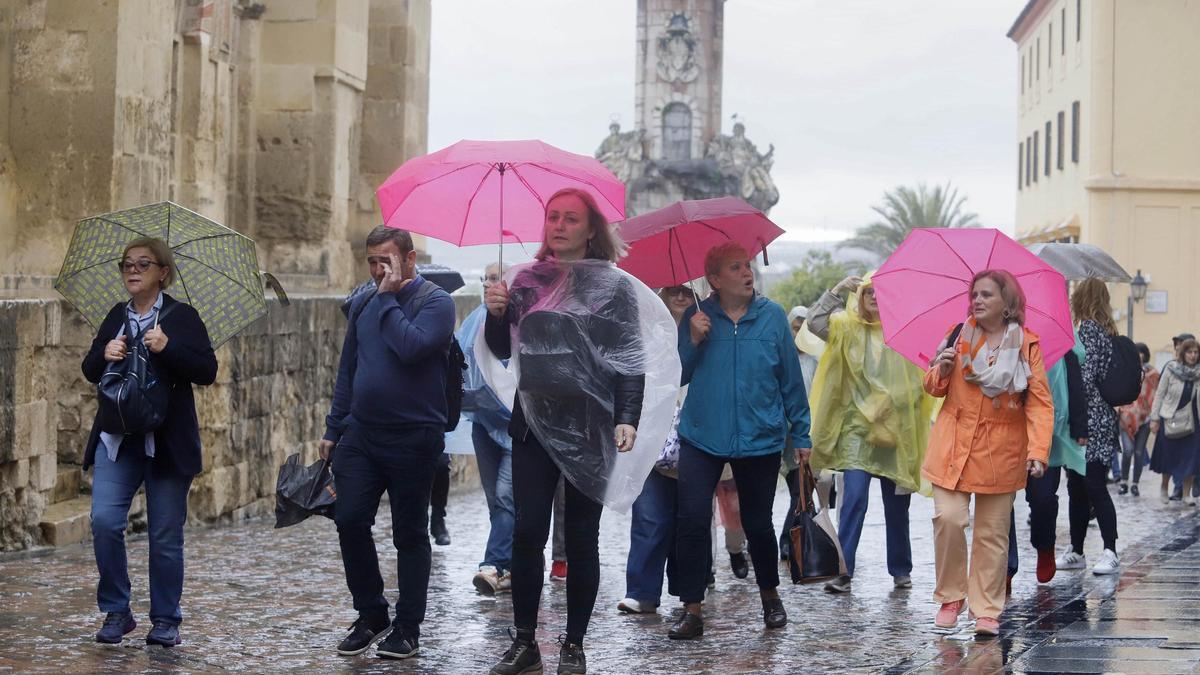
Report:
2,471,1199,674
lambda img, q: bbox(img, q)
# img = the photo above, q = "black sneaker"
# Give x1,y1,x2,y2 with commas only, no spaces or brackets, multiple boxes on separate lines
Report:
729,551,750,579
1118,483,1129,495
145,620,181,647
762,597,787,629
431,518,451,546
557,635,586,675
667,610,703,640
95,611,136,644
490,627,543,675
1131,484,1140,497
376,628,419,660
337,615,391,656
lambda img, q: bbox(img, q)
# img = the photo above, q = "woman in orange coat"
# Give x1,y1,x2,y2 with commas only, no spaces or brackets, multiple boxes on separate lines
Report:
923,270,1054,636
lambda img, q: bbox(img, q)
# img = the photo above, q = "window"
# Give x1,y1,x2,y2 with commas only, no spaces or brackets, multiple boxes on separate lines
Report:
1077,0,1082,42
1025,137,1032,186
1044,121,1052,176
1061,8,1066,54
1033,131,1039,182
1018,143,1024,190
1021,54,1025,92
1048,23,1053,68
1071,101,1080,162
1036,38,1041,79
662,102,692,161
1057,111,1065,170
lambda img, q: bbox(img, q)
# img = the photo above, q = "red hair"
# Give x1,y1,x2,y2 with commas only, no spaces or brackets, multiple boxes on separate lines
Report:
971,269,1026,325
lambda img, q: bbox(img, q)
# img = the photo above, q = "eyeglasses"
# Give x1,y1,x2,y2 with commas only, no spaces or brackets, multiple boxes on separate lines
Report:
664,287,695,298
117,259,164,274
481,275,502,284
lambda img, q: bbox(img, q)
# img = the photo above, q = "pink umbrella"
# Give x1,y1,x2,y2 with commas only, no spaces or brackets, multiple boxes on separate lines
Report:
872,228,1074,369
375,140,625,264
617,197,785,288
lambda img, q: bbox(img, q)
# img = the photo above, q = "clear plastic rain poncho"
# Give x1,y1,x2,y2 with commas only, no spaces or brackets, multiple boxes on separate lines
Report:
476,259,681,512
807,276,934,495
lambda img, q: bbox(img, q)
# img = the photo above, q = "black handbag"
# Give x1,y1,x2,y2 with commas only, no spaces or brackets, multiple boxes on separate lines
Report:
789,463,846,584
96,304,176,436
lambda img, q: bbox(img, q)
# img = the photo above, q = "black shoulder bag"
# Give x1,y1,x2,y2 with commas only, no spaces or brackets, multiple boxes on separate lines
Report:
96,304,178,436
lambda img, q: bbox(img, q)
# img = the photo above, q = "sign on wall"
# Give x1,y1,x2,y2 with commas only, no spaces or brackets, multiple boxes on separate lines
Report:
1145,290,1168,314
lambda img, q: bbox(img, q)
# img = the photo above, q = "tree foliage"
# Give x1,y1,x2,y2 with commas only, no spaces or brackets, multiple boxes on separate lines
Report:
838,182,980,260
769,250,865,311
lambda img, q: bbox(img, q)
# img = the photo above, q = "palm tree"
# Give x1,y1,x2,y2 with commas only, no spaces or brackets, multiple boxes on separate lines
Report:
839,182,980,259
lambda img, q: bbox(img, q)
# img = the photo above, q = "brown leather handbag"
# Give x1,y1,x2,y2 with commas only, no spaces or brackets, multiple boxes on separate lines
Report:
788,463,848,584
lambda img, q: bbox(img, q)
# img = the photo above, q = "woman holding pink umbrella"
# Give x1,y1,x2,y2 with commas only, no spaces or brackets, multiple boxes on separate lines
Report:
924,270,1053,636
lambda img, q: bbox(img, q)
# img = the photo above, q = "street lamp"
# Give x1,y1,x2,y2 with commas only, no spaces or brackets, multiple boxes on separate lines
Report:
1127,269,1148,338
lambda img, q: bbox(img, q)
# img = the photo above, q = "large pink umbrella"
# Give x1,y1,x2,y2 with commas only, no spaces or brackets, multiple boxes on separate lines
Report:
375,140,625,261
617,197,784,288
872,228,1073,369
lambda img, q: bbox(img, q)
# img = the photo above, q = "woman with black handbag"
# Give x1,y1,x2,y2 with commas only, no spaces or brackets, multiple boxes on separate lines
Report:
82,237,217,648
1149,338,1200,505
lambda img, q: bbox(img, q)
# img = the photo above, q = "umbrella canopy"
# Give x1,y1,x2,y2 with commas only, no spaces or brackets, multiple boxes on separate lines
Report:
416,263,466,294
617,197,785,288
1028,242,1132,282
54,201,266,348
376,139,625,247
872,228,1074,369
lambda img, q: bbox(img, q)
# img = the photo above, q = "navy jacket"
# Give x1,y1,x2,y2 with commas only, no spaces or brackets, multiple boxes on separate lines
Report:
324,276,456,440
82,293,218,477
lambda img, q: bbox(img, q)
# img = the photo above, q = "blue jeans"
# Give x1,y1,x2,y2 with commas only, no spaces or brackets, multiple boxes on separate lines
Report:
472,423,514,571
332,423,444,635
625,470,677,605
838,469,911,578
91,442,193,625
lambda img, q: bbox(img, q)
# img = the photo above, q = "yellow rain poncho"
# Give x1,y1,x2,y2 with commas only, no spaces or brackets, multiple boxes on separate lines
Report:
807,276,934,495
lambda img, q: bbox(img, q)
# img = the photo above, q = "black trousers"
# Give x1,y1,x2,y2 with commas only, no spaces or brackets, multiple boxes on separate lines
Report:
1068,461,1119,553
332,424,444,635
430,452,450,521
1025,466,1062,552
510,432,604,645
676,441,781,604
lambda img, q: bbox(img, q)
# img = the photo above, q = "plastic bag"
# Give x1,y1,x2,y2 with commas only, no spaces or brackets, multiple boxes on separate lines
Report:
274,453,336,528
477,259,680,512
807,275,934,495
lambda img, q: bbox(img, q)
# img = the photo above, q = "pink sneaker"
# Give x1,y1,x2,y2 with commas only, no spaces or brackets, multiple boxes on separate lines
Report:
935,600,965,629
975,617,1000,636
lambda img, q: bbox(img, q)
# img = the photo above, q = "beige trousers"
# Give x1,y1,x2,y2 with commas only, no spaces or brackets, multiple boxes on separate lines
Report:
931,485,1015,620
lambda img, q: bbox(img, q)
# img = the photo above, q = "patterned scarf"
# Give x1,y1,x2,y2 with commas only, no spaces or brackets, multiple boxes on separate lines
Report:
955,319,1030,399
1166,360,1200,383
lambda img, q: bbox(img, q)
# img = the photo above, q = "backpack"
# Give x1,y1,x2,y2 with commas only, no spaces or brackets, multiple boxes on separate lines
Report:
1099,334,1143,406
351,283,465,432
96,303,178,436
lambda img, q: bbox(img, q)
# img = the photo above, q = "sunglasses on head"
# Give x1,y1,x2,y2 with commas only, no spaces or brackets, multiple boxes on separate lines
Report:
117,259,163,274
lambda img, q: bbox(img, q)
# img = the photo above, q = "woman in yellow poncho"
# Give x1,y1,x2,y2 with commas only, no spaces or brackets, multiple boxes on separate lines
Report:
806,274,934,594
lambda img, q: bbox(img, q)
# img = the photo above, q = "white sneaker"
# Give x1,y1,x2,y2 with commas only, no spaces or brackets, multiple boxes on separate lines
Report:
473,566,501,595
1056,550,1087,570
1093,549,1120,575
617,598,658,614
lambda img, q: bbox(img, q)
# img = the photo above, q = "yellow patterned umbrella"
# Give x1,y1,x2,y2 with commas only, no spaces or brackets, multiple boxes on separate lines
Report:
54,201,266,348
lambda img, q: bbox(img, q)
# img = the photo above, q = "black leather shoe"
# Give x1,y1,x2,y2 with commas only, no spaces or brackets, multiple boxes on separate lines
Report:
667,611,703,640
729,551,750,579
762,598,787,629
557,635,586,674
431,518,451,546
376,628,419,659
490,627,542,675
337,615,390,656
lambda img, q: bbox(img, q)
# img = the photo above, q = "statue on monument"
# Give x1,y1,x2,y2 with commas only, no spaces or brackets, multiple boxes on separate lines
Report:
705,121,779,212
595,122,646,183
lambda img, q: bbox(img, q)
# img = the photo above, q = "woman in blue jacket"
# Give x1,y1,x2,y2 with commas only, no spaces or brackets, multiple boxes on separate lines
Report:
667,242,812,640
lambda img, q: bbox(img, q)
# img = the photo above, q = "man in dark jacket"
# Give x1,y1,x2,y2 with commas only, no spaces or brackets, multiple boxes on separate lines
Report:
321,226,456,660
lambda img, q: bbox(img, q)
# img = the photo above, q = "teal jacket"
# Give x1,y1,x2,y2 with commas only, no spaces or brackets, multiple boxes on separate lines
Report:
677,294,812,458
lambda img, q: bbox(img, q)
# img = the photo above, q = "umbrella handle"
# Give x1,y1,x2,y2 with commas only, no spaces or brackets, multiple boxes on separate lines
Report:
498,163,506,272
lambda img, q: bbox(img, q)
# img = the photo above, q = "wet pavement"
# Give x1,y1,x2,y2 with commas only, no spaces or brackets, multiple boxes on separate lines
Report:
2,472,1199,674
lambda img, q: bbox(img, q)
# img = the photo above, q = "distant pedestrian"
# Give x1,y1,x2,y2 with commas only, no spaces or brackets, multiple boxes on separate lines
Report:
322,226,456,660
462,262,516,596
1055,279,1122,576
807,274,934,594
667,242,811,640
924,270,1053,636
484,188,649,675
1150,338,1200,506
1117,343,1159,496
84,237,218,647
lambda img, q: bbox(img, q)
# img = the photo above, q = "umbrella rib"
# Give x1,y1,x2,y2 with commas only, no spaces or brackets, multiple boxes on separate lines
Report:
507,163,548,213
983,230,1001,269
886,289,969,340
382,163,480,230
930,230,976,278
173,251,262,301
872,268,971,284
458,163,497,245
521,162,624,216
89,215,158,240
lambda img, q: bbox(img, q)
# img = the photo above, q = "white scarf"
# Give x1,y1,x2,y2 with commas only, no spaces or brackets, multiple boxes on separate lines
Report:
955,320,1030,399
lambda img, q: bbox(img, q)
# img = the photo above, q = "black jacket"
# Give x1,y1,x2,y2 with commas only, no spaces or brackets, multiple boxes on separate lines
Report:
1063,350,1088,440
82,293,218,476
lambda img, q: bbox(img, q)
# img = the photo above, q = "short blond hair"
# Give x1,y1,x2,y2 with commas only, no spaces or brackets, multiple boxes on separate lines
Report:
704,241,750,278
122,237,175,289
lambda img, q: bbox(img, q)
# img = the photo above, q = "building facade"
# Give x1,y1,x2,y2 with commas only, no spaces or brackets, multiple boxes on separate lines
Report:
1009,0,1200,355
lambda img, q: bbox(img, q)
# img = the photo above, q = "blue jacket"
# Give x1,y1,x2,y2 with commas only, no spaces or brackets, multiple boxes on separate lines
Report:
677,293,811,458
324,276,456,439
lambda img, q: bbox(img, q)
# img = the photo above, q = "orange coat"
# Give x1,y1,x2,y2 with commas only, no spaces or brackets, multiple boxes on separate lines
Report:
922,327,1054,494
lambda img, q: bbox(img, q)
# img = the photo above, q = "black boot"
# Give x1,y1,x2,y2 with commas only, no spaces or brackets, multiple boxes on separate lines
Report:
762,597,788,629
667,610,704,640
729,551,749,579
490,627,542,675
430,517,451,546
557,635,586,674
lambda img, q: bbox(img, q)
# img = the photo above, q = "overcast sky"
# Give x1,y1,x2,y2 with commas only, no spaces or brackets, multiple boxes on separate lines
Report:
425,0,1027,266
